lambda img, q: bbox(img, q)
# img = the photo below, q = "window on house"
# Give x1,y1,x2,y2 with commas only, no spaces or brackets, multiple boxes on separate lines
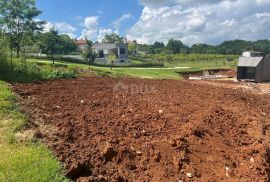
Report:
98,50,104,58
120,48,125,55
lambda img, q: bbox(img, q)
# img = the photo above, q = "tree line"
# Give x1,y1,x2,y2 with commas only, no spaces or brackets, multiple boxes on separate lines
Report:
1,0,270,68
0,0,79,64
129,39,270,56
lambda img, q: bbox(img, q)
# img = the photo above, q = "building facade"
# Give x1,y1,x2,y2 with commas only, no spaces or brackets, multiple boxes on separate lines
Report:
93,43,129,65
75,39,87,51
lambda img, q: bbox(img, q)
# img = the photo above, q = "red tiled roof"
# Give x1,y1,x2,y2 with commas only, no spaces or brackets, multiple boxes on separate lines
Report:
75,39,87,45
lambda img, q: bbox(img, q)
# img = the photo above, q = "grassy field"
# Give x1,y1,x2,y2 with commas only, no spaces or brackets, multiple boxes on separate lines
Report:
164,60,237,69
25,57,237,80
91,59,237,79
0,56,238,82
0,81,68,181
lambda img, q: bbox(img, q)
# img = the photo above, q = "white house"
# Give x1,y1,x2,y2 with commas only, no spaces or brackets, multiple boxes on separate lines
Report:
93,42,129,65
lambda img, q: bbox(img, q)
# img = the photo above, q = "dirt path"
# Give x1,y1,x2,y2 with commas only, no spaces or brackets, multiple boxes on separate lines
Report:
194,80,270,95
13,77,270,182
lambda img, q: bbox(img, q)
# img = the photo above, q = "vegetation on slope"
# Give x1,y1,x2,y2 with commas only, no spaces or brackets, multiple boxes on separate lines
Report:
0,81,68,181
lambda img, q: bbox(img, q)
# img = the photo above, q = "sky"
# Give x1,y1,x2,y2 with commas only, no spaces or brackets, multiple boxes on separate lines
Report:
36,0,270,45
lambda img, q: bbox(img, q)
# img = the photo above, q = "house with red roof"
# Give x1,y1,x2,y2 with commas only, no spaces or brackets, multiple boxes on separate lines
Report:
75,39,87,51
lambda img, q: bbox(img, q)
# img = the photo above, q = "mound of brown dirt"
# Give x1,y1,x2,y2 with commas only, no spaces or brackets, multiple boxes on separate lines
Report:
13,77,270,181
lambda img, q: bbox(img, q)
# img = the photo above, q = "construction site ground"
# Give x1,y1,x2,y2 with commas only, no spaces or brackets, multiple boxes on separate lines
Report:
12,76,270,182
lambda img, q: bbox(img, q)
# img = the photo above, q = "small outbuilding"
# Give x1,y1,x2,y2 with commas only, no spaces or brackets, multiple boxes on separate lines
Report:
237,51,270,82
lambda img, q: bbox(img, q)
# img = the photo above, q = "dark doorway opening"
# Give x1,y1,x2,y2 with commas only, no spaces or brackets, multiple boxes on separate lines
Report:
238,67,256,80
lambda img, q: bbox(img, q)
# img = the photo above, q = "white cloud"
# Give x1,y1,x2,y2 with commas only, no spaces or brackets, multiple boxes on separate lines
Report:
79,16,99,40
140,0,237,7
127,0,270,45
42,21,76,38
97,28,113,42
63,33,76,39
43,22,54,33
112,13,132,32
54,22,76,33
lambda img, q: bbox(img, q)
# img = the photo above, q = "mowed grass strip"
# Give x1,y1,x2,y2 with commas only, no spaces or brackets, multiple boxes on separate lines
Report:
1,57,237,81
0,81,68,182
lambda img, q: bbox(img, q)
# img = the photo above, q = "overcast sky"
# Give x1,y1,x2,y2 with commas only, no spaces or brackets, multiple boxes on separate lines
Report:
36,0,270,45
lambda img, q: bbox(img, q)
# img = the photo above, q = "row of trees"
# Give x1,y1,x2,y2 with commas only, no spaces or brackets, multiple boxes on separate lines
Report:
0,0,79,65
36,30,76,63
0,0,44,58
99,33,270,57
138,53,238,64
1,0,269,68
130,39,270,56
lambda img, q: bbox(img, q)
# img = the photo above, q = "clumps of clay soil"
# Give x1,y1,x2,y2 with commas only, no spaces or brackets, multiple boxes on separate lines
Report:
13,77,270,181
67,161,92,180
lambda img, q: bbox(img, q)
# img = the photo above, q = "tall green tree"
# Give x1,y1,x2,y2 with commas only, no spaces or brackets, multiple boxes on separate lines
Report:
0,30,8,54
0,30,8,61
128,42,137,56
60,34,76,54
152,41,165,49
0,30,9,73
0,0,44,58
151,41,165,54
102,33,123,43
166,39,185,54
107,53,117,70
38,29,61,64
82,40,96,65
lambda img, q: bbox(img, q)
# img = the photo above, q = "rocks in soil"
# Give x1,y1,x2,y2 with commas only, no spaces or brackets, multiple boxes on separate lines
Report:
12,77,270,182
126,163,137,170
100,142,117,162
67,161,92,180
153,152,161,162
186,172,193,178
169,139,177,147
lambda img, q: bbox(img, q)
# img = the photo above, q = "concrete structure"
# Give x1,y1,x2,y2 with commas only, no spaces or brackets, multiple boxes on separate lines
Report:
75,39,87,51
237,51,270,82
93,43,129,65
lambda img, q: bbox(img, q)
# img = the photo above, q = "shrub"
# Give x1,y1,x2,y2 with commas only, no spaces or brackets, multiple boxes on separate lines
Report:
14,63,27,73
28,55,87,65
46,71,76,80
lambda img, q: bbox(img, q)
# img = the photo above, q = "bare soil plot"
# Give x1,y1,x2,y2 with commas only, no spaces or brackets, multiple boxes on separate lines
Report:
13,77,270,182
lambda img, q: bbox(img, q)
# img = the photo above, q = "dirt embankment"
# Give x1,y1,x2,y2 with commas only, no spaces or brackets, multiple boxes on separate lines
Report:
13,77,270,182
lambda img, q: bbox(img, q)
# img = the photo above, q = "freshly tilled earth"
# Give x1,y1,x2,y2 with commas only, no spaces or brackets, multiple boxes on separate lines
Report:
13,77,270,182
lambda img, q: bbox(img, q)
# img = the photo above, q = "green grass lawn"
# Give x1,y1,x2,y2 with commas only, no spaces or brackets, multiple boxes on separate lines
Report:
19,58,185,80
0,81,68,181
0,56,238,82
86,66,197,79
25,58,237,80
86,59,237,79
164,60,237,69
